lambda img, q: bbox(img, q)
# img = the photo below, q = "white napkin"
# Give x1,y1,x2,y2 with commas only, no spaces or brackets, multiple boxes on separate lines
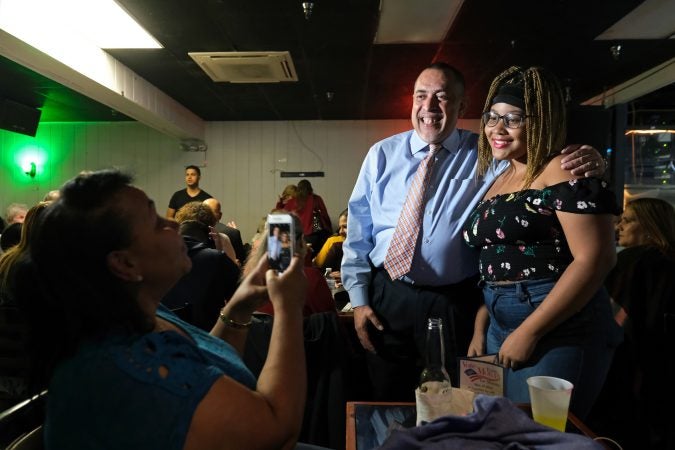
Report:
415,385,475,425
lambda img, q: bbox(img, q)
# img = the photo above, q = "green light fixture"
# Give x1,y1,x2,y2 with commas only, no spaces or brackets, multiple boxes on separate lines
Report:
24,161,37,178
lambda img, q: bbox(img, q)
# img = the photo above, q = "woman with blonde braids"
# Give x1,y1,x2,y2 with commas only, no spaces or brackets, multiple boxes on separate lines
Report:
463,66,622,418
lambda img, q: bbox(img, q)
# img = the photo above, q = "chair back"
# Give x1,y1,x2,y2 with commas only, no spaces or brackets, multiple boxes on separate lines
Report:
0,305,30,409
6,425,43,450
0,391,46,449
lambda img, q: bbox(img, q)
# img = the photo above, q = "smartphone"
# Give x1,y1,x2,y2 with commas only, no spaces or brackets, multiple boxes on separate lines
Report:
267,213,295,272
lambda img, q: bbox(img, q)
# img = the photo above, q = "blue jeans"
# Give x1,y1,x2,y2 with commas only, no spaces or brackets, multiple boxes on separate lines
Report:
483,278,621,419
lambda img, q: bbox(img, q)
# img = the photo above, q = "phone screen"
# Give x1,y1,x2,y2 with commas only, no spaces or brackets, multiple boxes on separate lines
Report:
267,214,294,272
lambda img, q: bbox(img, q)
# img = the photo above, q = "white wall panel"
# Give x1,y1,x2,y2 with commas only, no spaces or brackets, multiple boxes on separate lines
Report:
1,118,479,243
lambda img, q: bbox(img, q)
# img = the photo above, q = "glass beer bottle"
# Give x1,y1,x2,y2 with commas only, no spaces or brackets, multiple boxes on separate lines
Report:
419,317,452,393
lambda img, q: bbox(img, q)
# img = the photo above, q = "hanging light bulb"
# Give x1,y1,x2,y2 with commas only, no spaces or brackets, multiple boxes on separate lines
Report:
610,44,622,61
302,2,314,20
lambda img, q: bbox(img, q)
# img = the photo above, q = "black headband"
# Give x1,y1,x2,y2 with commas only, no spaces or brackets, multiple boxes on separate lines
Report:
492,83,525,110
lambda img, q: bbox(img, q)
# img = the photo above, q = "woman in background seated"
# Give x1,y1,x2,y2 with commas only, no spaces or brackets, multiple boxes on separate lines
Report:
163,201,240,331
0,202,50,410
247,213,336,317
589,197,675,450
0,202,50,304
176,201,238,265
11,170,309,450
314,209,349,307
314,208,348,271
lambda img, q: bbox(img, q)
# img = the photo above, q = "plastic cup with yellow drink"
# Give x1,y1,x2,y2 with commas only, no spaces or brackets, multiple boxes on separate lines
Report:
526,376,573,432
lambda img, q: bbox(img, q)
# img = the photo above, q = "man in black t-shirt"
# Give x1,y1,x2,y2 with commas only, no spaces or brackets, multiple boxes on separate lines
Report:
166,165,212,218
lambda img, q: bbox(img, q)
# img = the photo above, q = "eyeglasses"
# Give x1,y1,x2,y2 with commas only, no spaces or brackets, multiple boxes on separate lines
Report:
481,111,528,129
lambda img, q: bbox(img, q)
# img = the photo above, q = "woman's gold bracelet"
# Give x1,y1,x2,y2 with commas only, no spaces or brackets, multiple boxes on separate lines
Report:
218,309,252,329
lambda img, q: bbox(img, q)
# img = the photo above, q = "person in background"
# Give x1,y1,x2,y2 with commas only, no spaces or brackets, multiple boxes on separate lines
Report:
0,202,50,304
43,190,60,202
314,209,348,307
588,197,675,449
463,66,621,419
247,213,336,318
176,202,237,265
203,197,247,264
5,203,28,225
10,170,309,449
0,202,50,410
249,216,269,250
166,165,212,219
163,202,240,331
0,223,21,253
342,61,606,402
314,208,348,270
276,184,298,210
279,180,331,256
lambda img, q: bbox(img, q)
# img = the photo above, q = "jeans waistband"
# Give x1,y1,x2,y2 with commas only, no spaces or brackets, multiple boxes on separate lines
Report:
479,277,557,292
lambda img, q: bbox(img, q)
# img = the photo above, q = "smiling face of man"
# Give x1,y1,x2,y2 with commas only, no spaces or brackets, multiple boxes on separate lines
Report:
411,67,466,145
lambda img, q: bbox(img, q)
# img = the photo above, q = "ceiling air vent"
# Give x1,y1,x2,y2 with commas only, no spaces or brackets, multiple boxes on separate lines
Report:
188,51,298,83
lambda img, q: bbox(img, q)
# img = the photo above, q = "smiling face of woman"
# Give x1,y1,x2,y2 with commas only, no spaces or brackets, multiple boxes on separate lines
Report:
484,102,527,163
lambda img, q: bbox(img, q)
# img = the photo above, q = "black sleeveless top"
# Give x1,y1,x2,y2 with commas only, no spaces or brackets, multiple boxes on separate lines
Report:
463,178,620,282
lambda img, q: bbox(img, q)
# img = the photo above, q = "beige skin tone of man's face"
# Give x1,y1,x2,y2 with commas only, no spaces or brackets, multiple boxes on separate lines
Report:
10,212,26,224
203,199,222,221
411,68,466,145
185,169,200,188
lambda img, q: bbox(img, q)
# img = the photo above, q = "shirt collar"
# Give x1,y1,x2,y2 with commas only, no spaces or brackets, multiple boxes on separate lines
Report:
411,129,460,156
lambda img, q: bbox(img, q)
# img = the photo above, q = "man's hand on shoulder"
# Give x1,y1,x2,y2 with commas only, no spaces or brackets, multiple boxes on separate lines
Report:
353,305,383,353
560,144,606,177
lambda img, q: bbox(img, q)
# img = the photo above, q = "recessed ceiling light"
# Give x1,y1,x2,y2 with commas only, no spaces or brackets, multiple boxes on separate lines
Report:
595,0,675,40
0,0,162,49
374,0,464,44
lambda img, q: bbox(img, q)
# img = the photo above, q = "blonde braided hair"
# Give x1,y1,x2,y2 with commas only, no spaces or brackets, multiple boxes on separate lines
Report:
477,66,567,189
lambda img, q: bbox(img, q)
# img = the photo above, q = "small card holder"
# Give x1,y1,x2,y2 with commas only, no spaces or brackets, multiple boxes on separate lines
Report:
457,354,506,397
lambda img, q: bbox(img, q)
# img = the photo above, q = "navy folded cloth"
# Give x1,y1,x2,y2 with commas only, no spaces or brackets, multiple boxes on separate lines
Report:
379,395,603,449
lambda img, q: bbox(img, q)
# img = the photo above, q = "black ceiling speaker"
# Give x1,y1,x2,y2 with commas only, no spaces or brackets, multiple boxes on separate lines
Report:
0,98,41,136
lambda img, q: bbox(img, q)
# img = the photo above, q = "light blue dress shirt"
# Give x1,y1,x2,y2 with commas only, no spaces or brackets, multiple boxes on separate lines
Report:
268,234,281,260
342,128,507,308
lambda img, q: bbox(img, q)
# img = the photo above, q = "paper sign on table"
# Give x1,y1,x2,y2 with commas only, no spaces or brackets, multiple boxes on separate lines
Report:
457,354,505,397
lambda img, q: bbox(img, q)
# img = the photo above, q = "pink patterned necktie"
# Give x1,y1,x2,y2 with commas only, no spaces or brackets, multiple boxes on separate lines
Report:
384,143,442,280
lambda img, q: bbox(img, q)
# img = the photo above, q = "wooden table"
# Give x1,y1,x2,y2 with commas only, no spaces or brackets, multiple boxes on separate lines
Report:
346,401,602,450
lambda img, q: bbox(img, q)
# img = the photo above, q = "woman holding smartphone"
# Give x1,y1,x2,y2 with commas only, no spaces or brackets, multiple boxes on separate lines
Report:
11,170,311,450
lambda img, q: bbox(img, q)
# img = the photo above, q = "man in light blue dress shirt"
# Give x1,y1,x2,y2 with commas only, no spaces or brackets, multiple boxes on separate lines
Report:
268,226,281,261
342,62,604,401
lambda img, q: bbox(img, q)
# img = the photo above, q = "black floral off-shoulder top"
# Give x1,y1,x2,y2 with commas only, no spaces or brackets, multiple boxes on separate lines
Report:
463,178,620,282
